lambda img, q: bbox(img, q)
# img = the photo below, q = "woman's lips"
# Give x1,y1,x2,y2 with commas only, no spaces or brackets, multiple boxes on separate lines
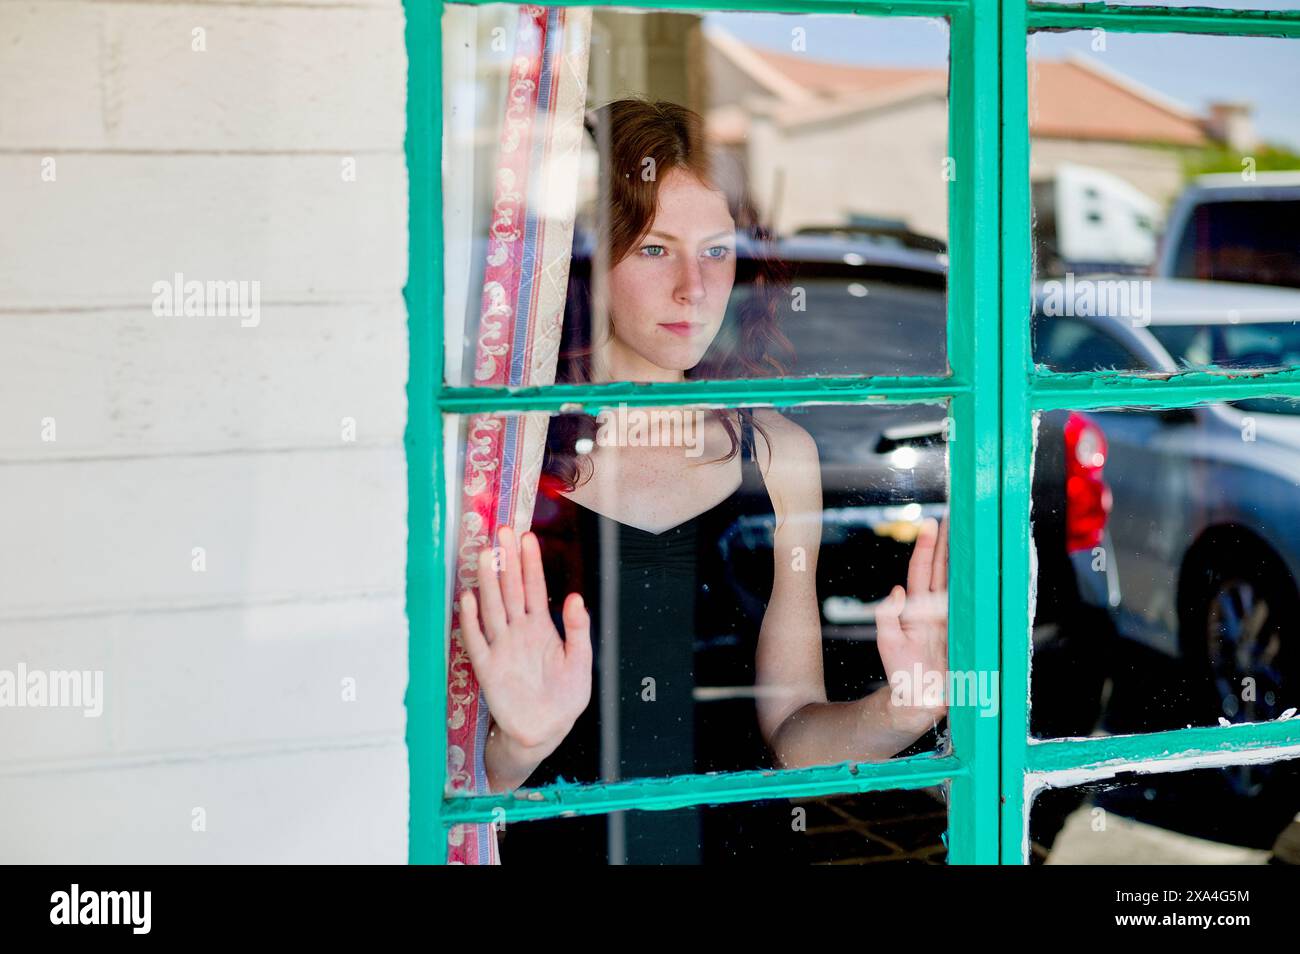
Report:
659,321,700,337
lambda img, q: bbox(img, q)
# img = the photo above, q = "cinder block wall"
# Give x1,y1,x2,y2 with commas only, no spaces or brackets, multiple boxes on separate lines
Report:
0,0,410,862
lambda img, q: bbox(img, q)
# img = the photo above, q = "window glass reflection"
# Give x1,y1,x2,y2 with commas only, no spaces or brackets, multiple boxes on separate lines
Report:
443,5,951,385
1030,400,1300,739
495,787,949,865
446,404,954,799
1028,31,1300,373
1031,760,1300,864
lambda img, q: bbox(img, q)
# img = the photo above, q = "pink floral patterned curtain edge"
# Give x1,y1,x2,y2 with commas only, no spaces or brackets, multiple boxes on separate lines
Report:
444,5,593,866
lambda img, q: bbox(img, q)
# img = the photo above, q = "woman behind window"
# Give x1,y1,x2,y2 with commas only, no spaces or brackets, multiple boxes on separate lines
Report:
458,100,950,862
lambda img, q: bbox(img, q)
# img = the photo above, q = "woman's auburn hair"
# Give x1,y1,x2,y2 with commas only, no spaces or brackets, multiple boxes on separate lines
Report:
544,99,796,492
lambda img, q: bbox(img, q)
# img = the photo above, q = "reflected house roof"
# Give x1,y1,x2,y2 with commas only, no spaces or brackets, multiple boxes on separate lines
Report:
710,31,1209,147
1026,55,1206,146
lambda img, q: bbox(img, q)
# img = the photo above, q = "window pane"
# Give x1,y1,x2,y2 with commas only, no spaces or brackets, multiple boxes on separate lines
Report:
1029,401,1300,740
442,5,951,386
1168,198,1300,289
492,786,949,865
445,404,956,795
1031,759,1300,864
1027,31,1300,373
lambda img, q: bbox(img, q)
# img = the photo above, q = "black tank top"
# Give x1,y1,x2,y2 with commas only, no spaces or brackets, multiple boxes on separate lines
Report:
498,412,786,864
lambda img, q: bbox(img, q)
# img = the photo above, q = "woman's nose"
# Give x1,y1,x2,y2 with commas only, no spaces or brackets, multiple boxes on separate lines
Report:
673,258,706,305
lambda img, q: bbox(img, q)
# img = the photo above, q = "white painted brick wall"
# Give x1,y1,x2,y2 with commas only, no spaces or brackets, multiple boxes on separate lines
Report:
0,0,410,862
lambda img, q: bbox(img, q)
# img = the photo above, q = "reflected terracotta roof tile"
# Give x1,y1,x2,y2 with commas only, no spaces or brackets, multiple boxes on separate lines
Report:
747,46,1207,146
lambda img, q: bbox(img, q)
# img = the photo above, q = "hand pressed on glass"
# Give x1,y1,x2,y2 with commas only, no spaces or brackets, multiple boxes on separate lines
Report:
458,526,592,792
876,516,950,733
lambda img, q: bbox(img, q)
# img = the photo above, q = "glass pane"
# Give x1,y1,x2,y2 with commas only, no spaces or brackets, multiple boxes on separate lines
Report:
1028,401,1300,740
1031,759,1300,864
494,786,949,865
443,5,951,386
1028,31,1300,372
445,404,957,796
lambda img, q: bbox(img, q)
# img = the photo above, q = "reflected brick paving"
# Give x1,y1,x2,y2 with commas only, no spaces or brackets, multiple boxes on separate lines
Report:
793,790,949,865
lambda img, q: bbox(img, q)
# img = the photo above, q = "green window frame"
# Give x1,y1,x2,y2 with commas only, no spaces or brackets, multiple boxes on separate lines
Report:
1001,1,1300,861
405,0,1300,864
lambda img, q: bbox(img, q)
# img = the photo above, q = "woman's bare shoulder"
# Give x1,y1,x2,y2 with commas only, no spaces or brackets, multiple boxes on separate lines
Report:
750,408,819,470
749,409,821,519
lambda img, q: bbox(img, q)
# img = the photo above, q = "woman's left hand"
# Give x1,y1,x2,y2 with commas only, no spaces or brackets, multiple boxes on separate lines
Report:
875,515,949,733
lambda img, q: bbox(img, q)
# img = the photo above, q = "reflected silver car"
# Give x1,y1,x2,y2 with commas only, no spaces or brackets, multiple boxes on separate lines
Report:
1033,277,1300,729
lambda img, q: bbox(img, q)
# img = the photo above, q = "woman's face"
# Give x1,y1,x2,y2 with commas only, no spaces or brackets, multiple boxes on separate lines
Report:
604,168,737,379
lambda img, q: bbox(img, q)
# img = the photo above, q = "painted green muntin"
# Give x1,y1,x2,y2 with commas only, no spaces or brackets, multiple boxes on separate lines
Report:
999,0,1036,865
438,376,963,413
1028,720,1300,775
442,752,961,824
1029,3,1300,37
943,0,1003,865
1031,367,1300,410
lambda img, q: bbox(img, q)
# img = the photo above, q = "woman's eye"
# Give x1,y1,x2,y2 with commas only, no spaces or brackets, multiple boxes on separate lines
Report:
703,246,732,260
640,245,667,258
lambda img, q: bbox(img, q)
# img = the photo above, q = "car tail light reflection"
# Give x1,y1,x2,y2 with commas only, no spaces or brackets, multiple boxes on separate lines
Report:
1063,411,1113,553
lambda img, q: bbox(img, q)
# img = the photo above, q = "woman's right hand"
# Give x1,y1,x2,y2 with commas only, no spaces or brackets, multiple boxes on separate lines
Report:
459,525,593,758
